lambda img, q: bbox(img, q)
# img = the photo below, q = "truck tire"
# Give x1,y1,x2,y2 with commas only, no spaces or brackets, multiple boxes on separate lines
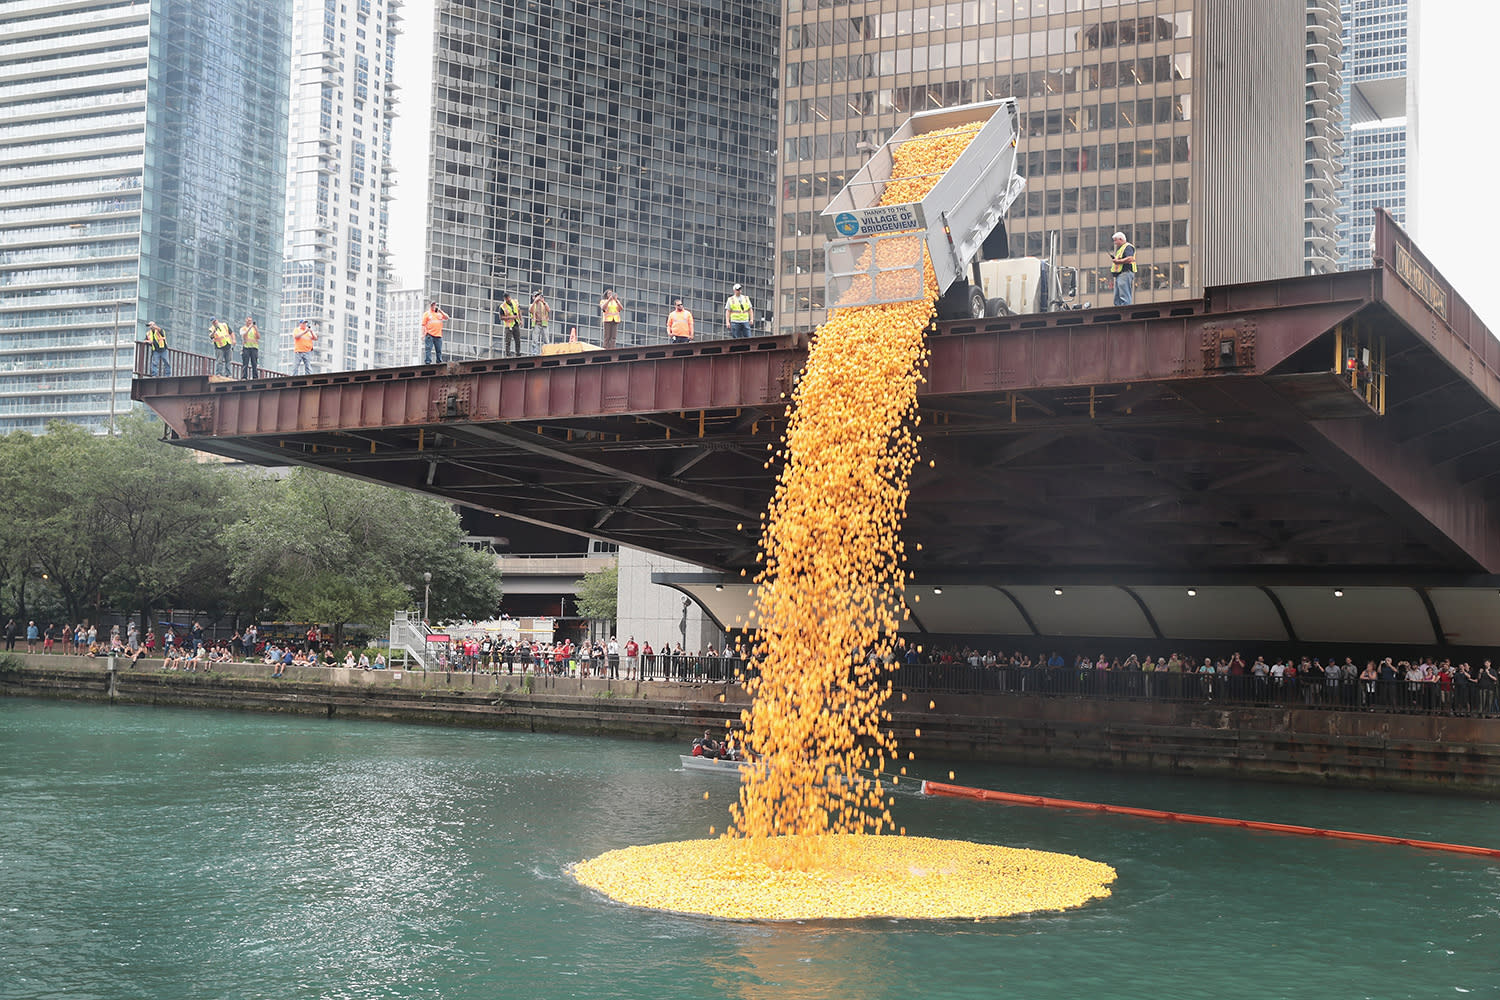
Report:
985,298,1012,318
937,282,986,321
964,285,986,320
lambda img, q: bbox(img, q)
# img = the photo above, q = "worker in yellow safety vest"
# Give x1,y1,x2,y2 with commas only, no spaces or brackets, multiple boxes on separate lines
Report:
1109,231,1137,306
145,321,170,377
666,299,694,344
599,289,623,349
208,316,234,376
724,283,754,339
292,319,317,375
498,294,521,356
239,316,260,378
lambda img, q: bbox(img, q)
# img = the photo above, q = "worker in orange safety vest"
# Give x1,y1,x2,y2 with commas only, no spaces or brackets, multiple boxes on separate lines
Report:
292,319,317,375
421,301,449,363
666,299,693,344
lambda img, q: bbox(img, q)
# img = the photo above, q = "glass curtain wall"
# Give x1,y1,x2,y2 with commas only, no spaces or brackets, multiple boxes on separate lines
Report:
776,0,1197,337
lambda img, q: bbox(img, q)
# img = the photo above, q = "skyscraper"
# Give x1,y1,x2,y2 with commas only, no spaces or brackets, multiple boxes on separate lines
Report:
1337,0,1412,270
776,0,1345,335
282,0,401,373
424,0,779,357
0,0,292,433
384,286,423,366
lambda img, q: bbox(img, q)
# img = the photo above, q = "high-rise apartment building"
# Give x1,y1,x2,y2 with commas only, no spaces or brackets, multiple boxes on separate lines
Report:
384,286,423,366
283,0,400,373
0,0,291,433
424,0,779,357
776,0,1344,334
1336,0,1412,270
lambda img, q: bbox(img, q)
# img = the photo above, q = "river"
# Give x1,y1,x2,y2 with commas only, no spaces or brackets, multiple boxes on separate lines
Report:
2,698,1498,999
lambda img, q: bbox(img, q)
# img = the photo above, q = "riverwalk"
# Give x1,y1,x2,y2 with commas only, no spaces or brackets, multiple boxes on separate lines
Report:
5,654,1500,794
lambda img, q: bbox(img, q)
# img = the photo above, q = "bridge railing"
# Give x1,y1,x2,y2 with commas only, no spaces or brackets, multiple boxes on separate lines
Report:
133,341,287,379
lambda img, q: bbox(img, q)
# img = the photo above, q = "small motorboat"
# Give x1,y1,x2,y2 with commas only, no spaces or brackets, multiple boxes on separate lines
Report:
678,753,755,774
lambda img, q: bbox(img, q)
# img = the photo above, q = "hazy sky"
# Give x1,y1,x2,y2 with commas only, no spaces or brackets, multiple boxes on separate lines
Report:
386,3,1496,330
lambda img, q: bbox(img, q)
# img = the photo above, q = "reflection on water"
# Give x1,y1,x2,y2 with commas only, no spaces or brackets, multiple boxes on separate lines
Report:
2,699,1499,1000
707,927,896,1000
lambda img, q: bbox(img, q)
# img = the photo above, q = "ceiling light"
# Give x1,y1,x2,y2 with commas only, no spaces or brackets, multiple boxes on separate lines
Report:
933,587,943,595
715,584,724,592
1054,588,1063,596
1186,588,1197,597
1333,589,1344,598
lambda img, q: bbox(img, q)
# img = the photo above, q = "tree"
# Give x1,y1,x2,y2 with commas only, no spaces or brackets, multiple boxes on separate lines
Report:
222,468,502,643
573,564,618,623
94,414,245,628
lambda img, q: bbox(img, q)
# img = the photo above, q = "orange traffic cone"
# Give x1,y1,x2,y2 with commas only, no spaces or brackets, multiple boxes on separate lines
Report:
569,326,578,343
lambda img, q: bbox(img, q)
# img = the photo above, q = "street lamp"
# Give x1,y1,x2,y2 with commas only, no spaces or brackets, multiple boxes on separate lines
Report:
423,571,432,624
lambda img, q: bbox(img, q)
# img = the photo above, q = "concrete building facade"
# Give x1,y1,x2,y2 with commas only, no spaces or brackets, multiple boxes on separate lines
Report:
282,0,401,373
384,285,423,366
423,0,780,359
0,0,291,433
1336,0,1412,270
775,0,1346,335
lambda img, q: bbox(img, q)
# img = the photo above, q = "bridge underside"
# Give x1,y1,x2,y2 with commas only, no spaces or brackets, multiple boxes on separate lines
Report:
135,216,1500,646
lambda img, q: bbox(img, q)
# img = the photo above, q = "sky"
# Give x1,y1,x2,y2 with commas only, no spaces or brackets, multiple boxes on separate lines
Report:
386,2,1497,330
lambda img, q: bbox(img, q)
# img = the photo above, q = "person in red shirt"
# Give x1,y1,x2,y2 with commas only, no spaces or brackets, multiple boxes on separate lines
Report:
641,641,654,681
421,301,449,364
624,637,640,679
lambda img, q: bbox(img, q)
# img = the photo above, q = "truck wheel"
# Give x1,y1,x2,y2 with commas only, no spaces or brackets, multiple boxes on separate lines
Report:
965,285,986,320
985,298,1013,318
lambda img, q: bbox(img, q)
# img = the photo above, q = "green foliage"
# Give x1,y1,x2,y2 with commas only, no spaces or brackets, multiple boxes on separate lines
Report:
573,564,618,623
0,419,501,638
222,467,502,634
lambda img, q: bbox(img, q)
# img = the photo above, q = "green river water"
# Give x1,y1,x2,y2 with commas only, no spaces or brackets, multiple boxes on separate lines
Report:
2,698,1498,999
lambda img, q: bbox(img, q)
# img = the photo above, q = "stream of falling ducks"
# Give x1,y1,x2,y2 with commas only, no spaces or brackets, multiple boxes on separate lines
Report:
574,124,1117,919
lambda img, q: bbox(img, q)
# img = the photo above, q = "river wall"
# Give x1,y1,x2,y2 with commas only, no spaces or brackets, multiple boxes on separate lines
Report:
4,656,1499,795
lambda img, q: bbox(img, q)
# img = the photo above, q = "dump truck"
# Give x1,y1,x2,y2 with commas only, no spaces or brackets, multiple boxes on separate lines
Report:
820,98,1080,319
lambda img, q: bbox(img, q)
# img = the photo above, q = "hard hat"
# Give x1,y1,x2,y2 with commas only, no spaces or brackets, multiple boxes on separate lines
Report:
733,283,742,290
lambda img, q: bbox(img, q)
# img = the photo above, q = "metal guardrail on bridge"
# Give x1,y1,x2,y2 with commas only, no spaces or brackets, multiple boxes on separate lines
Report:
133,341,287,379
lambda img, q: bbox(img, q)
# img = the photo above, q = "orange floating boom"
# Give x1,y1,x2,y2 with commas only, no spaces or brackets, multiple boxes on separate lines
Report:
919,780,1500,859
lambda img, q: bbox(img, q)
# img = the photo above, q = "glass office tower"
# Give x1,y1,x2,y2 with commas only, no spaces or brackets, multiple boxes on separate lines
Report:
0,0,290,434
776,0,1344,336
425,0,779,356
1336,0,1411,269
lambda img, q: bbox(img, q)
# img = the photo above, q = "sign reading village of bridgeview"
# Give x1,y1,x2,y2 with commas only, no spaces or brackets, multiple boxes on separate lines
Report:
833,203,925,237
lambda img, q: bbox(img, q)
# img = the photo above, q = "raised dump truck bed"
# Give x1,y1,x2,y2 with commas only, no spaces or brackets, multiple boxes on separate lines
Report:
819,98,1025,312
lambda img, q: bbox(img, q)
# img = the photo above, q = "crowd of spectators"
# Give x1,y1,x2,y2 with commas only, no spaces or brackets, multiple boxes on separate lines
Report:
14,617,1499,716
895,647,1500,715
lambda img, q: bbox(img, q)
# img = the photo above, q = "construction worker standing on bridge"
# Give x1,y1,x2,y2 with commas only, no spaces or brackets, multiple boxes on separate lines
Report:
1109,231,1137,306
667,299,694,344
599,289,623,349
530,292,551,345
145,321,170,377
292,319,317,375
208,316,234,376
724,283,754,338
239,316,260,378
421,301,449,364
498,293,521,356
